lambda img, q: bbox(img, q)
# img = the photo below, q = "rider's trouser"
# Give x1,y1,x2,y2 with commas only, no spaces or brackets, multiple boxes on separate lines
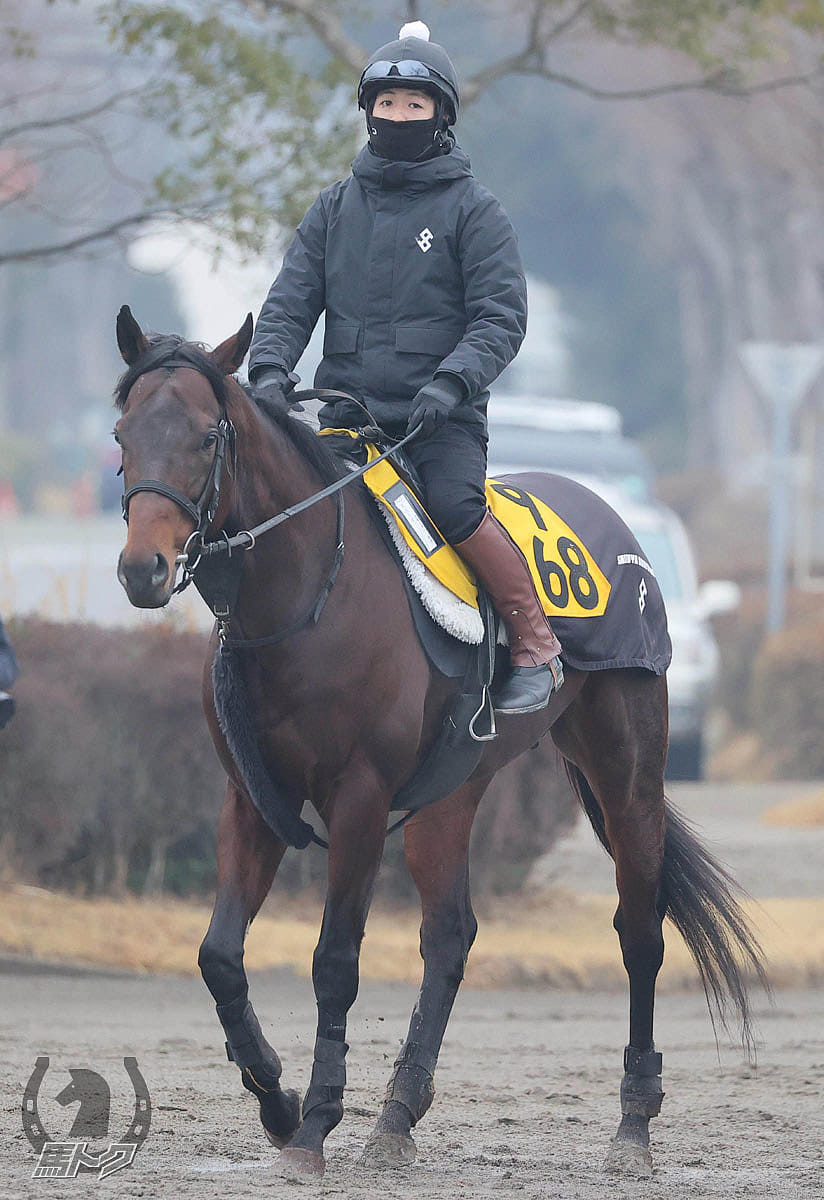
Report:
402,420,563,670
401,418,489,543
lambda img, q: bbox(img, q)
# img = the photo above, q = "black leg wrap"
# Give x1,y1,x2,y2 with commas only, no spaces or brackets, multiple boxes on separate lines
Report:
217,992,283,1092
302,1035,348,1118
620,1046,665,1119
385,1041,438,1125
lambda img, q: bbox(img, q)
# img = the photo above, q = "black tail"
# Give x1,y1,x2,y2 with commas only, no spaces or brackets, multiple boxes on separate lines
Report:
565,763,769,1050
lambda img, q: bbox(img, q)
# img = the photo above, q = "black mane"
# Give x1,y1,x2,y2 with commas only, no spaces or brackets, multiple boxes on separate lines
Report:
114,334,348,485
239,381,349,485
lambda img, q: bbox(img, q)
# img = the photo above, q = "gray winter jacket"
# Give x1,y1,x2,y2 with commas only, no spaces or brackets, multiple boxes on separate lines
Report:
248,142,527,433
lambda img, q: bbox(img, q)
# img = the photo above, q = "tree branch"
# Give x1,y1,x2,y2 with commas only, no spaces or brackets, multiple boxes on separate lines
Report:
0,209,172,264
458,0,824,104
520,61,824,101
0,159,294,264
0,87,144,149
466,56,824,104
240,0,366,74
463,0,593,101
544,0,593,43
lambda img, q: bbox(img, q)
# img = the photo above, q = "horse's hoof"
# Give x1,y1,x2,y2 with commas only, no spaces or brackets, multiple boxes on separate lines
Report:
359,1129,417,1169
278,1146,325,1179
604,1137,653,1178
261,1089,302,1148
263,1126,289,1150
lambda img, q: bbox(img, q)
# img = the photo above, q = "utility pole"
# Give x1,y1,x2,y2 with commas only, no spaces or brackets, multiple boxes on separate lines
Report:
739,342,824,633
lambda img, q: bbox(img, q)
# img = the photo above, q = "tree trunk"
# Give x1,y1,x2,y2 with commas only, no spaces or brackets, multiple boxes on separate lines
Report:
142,835,168,896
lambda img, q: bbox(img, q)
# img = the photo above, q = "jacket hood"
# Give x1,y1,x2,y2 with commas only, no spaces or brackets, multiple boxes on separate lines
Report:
351,140,473,193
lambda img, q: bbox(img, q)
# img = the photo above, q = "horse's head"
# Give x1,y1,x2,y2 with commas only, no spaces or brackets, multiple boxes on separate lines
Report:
114,305,253,608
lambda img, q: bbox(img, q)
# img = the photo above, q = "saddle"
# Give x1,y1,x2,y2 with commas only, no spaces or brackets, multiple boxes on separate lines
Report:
319,426,612,623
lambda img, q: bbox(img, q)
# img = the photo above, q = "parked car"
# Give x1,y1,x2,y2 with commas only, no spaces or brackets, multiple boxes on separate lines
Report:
601,490,739,779
487,404,654,502
491,394,623,436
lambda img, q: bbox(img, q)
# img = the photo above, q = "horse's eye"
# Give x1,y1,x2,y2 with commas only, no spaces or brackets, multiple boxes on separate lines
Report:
202,431,218,449
112,429,121,445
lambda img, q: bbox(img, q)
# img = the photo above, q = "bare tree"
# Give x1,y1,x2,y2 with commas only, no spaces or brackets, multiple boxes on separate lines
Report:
2,0,821,267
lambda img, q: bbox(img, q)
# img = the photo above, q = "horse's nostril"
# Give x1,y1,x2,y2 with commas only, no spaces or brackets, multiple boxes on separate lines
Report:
151,553,169,589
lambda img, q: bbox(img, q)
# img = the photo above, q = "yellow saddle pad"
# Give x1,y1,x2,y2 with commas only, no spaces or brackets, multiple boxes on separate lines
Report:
320,430,611,619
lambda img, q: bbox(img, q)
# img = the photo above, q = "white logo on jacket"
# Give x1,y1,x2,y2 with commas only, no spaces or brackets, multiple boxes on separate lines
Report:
416,227,434,253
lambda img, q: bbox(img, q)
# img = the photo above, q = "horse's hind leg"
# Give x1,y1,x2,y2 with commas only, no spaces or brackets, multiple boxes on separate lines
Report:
197,781,301,1147
552,669,668,1178
362,776,487,1169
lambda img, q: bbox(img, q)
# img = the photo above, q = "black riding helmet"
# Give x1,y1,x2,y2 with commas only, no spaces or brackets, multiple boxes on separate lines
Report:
358,21,460,129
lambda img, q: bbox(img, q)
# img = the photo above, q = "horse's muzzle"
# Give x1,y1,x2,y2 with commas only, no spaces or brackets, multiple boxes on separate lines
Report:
118,549,172,608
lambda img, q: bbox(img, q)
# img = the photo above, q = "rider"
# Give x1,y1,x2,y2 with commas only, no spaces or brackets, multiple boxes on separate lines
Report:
0,610,18,730
248,22,563,714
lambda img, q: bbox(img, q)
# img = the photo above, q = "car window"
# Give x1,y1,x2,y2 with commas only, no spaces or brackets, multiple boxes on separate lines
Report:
488,426,649,472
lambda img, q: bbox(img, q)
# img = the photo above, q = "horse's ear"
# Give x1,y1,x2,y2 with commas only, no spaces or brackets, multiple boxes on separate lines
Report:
116,305,149,365
210,313,254,375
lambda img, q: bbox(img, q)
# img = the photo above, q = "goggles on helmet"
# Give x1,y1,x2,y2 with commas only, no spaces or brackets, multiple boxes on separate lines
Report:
361,59,452,92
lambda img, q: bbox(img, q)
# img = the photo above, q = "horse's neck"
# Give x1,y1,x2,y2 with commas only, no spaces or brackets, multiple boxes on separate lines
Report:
226,393,341,631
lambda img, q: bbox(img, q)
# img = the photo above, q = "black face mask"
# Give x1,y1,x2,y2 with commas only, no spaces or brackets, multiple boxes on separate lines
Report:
368,114,439,162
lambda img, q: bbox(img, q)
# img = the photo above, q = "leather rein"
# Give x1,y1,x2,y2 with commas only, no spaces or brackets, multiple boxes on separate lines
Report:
119,349,419,647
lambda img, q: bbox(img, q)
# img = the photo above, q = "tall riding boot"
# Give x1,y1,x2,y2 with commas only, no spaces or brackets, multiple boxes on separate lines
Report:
454,509,564,714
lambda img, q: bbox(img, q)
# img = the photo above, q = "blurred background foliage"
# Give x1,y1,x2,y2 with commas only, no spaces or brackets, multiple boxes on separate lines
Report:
0,618,578,900
2,0,824,487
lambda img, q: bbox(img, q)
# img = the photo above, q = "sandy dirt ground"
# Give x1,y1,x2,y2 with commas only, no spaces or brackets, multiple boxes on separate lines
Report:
1,780,822,1198
1,963,822,1200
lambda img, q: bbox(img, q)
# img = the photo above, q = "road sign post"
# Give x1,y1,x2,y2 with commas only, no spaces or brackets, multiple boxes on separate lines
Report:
739,342,824,634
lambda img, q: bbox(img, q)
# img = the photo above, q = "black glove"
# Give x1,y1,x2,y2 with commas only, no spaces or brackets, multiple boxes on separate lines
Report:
406,374,466,436
250,366,302,413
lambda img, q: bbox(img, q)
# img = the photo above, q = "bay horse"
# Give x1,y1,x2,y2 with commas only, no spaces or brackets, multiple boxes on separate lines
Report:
113,308,766,1181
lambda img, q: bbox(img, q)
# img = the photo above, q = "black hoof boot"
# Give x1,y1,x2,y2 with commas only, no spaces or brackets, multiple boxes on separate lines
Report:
492,656,564,714
605,1046,664,1178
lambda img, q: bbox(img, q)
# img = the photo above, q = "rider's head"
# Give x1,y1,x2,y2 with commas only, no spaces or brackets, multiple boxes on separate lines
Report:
358,22,460,162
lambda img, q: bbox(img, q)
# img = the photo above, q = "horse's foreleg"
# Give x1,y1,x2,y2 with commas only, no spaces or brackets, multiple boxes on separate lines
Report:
554,671,667,1178
279,759,390,1179
362,777,487,1169
197,781,301,1147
